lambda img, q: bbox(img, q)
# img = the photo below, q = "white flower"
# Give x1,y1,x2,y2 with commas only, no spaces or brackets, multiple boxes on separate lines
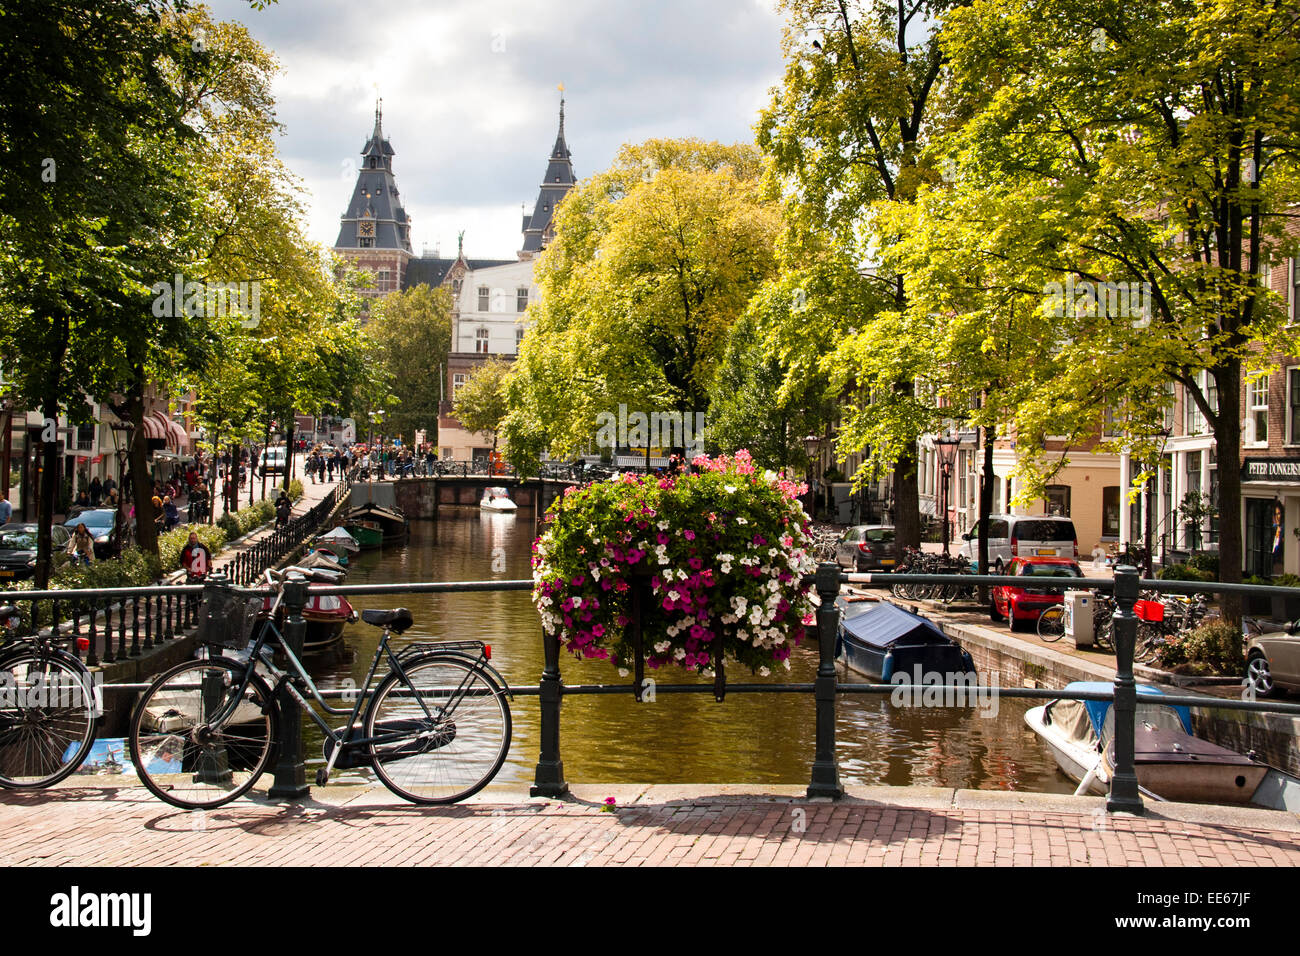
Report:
725,484,737,494
618,668,629,677
674,648,687,660
748,606,762,625
654,640,671,653
668,590,681,602
782,659,791,671
572,596,583,609
759,666,771,677
736,517,748,525
658,520,669,530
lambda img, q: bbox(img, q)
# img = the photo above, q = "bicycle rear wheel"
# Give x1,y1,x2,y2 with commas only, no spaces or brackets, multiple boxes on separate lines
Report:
365,654,511,804
128,658,278,810
0,651,98,789
1036,606,1066,642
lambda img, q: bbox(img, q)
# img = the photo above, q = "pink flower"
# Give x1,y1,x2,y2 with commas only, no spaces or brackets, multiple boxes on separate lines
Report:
684,530,696,540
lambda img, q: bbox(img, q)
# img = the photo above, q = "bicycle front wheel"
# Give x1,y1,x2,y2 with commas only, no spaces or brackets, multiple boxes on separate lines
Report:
365,654,511,804
0,652,98,789
128,658,278,810
1036,606,1066,642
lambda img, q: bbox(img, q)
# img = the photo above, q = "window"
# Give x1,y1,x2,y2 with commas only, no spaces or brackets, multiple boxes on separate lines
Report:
478,286,490,311
76,422,95,452
517,287,529,312
452,374,466,399
1102,486,1120,538
1248,375,1269,445
1044,485,1071,517
1102,406,1123,439
1293,258,1300,322
452,279,462,295
1288,368,1300,445
475,328,489,354
358,237,373,248
515,327,525,351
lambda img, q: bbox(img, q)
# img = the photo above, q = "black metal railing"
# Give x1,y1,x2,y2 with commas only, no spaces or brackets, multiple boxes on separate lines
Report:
5,564,1300,813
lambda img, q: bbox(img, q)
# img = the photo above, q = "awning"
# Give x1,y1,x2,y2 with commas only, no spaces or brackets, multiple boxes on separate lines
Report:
140,412,169,441
166,417,188,450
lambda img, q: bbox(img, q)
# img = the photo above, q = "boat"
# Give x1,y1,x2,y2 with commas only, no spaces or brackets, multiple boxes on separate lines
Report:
1025,681,1272,806
342,502,408,548
834,598,974,681
480,486,517,513
250,592,356,658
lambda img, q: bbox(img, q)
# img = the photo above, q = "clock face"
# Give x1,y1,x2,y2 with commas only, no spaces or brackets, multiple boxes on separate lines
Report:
358,221,374,237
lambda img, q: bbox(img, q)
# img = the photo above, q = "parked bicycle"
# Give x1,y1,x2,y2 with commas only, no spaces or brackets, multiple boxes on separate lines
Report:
128,568,512,810
1036,591,1115,652
0,603,99,789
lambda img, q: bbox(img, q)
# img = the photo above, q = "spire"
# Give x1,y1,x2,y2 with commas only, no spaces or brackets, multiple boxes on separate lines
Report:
334,107,411,254
521,88,576,257
373,98,383,140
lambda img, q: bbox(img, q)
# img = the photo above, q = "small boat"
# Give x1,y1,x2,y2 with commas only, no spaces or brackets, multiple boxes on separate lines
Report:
252,592,356,657
480,486,517,513
316,526,361,553
834,598,974,680
305,545,348,569
342,503,408,548
1025,681,1271,806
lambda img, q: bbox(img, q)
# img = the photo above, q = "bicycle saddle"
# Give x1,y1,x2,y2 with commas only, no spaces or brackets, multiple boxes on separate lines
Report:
361,608,414,633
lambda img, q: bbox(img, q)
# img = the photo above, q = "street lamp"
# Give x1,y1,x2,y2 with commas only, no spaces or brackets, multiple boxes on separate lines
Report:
935,435,960,556
803,434,821,519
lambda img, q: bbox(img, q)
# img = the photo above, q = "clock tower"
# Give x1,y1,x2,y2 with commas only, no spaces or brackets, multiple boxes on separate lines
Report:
334,100,413,302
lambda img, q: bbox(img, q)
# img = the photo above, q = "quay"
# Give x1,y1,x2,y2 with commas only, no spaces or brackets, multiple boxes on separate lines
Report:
1,779,1297,867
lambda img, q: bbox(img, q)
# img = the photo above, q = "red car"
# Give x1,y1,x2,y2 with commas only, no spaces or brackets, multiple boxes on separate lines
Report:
989,556,1084,631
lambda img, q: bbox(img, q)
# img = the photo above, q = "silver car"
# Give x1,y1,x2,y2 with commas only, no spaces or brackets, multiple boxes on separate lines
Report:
1246,626,1300,697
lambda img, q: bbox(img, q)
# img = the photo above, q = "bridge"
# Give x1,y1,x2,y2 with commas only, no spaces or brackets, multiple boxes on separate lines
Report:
348,473,575,522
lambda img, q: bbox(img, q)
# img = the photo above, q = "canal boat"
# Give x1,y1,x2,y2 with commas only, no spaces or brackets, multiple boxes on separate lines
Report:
834,598,975,681
1025,682,1271,806
480,486,517,513
342,502,409,548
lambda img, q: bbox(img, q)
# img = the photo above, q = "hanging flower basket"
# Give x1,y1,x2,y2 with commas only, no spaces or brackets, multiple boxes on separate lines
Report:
531,451,816,675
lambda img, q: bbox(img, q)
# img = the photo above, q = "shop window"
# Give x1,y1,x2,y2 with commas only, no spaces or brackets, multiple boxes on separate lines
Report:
1102,486,1120,538
1045,485,1070,517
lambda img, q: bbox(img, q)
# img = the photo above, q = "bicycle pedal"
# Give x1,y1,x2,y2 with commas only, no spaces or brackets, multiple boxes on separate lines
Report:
315,768,329,787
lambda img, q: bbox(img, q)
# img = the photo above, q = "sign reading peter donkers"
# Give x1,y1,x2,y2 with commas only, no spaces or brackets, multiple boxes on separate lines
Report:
1243,457,1300,483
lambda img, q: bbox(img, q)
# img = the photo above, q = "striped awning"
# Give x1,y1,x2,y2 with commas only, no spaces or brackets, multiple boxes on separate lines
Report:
140,411,186,451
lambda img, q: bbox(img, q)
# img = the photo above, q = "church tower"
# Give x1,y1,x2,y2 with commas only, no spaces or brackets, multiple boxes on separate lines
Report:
334,100,413,299
519,94,576,259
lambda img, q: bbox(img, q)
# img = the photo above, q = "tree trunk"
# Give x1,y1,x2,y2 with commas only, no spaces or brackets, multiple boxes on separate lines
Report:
1213,358,1243,625
33,394,61,589
127,388,158,560
978,425,995,605
893,448,920,551
283,419,295,492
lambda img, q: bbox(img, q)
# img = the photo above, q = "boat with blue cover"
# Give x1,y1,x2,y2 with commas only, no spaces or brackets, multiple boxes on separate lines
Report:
834,598,975,681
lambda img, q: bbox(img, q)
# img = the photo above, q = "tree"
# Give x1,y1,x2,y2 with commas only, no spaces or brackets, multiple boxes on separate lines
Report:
758,0,963,549
366,284,453,443
504,139,780,461
934,0,1300,619
455,358,513,451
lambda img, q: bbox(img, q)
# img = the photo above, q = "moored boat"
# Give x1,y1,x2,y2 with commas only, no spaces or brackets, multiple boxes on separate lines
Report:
1025,681,1273,806
342,502,408,547
834,598,974,681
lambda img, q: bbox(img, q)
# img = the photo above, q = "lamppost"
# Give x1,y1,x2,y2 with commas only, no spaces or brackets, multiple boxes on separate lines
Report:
803,434,821,520
1145,426,1172,576
936,435,960,556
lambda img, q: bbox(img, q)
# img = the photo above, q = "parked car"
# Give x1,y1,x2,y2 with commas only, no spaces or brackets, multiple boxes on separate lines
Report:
834,525,899,572
1246,626,1300,698
0,524,72,580
990,556,1085,631
62,508,124,559
258,446,288,477
958,514,1079,573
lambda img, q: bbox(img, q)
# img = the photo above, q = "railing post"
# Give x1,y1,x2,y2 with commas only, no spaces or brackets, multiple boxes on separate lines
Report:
269,576,310,801
531,624,569,798
1107,564,1144,814
807,561,844,798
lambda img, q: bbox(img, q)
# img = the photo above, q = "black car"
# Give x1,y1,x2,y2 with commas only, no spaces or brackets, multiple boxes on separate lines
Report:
0,524,72,580
63,508,124,559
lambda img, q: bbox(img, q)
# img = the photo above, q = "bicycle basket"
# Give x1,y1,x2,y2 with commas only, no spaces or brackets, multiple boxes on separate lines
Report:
197,589,263,650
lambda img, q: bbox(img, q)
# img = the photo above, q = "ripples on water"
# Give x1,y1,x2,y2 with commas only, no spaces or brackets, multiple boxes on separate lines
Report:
301,513,1073,794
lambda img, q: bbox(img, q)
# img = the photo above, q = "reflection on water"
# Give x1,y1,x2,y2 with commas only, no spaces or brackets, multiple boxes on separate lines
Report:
301,512,1073,793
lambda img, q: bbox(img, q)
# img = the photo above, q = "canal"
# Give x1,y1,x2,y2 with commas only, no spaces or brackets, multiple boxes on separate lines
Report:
303,513,1075,794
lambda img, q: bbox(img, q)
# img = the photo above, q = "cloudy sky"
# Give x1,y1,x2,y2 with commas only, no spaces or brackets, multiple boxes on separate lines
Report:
206,0,789,261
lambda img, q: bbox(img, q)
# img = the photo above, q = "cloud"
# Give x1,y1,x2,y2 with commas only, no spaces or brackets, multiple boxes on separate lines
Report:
206,0,785,258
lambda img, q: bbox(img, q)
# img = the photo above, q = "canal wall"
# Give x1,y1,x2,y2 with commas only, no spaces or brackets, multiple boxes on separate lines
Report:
379,476,567,520
896,598,1300,779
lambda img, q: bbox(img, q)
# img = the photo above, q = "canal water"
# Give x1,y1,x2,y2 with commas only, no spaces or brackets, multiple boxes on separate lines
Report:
303,514,1075,794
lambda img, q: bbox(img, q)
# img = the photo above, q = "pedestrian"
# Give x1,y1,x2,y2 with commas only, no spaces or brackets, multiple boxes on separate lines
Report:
0,493,11,525
89,476,103,506
180,531,212,582
164,496,180,531
275,492,291,528
326,454,334,482
102,476,116,500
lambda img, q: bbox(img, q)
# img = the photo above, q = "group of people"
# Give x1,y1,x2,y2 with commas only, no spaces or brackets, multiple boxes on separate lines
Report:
303,447,349,484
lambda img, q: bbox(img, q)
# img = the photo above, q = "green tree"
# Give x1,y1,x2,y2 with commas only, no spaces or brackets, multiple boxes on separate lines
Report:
455,358,513,452
367,284,453,444
505,139,780,462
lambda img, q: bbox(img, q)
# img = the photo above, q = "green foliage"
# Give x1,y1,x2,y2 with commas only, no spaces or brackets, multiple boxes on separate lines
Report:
1158,620,1246,677
217,499,276,539
1156,563,1215,583
366,284,453,443
454,358,513,450
287,479,304,501
1186,553,1220,577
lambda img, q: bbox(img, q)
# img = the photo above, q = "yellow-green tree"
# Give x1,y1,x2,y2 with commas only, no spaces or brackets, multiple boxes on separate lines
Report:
367,284,453,443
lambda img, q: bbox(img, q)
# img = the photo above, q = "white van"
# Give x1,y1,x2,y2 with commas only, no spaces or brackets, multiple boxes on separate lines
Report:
958,515,1079,572
258,446,288,477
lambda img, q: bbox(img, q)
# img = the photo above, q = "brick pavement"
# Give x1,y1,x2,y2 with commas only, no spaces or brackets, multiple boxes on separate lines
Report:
0,781,1296,866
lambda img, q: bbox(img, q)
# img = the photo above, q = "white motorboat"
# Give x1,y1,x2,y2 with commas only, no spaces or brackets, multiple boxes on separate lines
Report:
1025,681,1274,806
480,486,517,513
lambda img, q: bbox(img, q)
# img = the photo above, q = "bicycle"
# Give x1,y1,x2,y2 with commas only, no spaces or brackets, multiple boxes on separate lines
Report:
0,603,100,789
1035,591,1115,651
127,568,512,810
